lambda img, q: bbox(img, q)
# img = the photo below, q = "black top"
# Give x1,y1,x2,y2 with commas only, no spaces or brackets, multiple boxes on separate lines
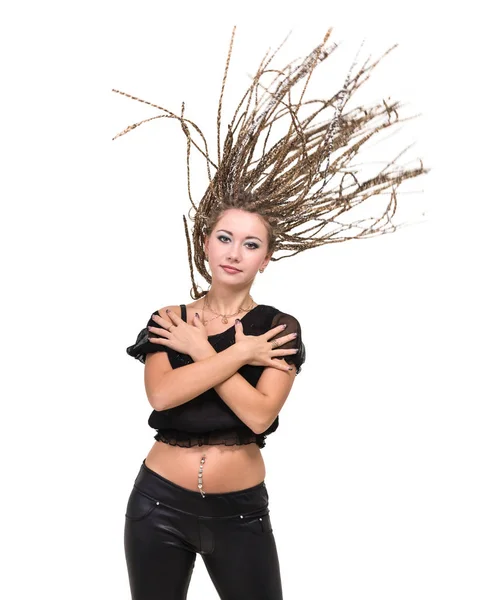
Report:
126,304,306,448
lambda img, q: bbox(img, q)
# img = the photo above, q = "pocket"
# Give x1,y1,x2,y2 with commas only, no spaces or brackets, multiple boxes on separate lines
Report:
125,486,159,521
259,513,273,533
239,505,273,534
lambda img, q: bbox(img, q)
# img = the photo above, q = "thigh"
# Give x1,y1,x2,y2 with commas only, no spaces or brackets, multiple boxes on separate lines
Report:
201,508,283,600
124,487,197,600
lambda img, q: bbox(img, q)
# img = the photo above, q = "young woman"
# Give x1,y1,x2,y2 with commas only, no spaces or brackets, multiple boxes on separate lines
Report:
125,202,304,599
117,27,426,600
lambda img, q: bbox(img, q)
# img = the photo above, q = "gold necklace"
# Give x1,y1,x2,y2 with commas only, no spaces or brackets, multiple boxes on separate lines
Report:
202,294,256,325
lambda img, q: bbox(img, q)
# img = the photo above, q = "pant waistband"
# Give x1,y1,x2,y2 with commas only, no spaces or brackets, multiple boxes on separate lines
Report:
135,459,269,518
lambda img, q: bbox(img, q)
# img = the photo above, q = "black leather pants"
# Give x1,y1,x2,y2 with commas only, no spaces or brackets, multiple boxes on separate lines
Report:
124,459,283,600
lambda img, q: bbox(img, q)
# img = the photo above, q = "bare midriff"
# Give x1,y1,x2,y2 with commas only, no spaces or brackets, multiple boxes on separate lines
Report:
144,439,266,493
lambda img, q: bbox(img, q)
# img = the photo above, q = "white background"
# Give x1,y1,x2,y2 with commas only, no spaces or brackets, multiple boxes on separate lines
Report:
1,1,477,599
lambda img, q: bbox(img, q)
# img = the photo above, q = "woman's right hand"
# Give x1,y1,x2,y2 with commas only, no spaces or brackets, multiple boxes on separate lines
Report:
234,319,298,372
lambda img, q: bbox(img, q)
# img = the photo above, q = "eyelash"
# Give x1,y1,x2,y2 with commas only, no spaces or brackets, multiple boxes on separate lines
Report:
217,235,259,249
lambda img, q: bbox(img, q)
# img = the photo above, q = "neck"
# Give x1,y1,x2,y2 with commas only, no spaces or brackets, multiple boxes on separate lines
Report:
204,285,254,315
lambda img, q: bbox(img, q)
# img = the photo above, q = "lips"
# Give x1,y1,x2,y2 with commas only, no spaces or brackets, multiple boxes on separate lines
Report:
220,265,242,273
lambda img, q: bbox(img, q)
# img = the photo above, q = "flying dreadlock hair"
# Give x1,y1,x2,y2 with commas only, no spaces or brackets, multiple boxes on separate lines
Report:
113,27,428,300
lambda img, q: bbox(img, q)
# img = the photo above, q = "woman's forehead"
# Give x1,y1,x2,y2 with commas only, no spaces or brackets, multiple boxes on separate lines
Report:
216,209,264,232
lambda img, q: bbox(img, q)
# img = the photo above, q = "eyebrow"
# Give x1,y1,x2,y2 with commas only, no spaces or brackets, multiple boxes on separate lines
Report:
216,229,263,242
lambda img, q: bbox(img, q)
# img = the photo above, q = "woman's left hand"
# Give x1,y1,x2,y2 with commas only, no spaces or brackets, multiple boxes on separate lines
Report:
148,309,210,357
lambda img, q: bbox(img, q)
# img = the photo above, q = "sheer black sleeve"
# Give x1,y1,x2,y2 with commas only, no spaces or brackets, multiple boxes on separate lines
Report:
269,311,306,374
126,311,169,364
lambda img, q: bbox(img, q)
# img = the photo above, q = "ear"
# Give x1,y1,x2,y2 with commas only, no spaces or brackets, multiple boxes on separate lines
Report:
261,251,273,270
204,235,209,256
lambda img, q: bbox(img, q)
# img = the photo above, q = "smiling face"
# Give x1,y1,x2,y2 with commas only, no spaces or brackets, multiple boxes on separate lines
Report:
204,208,272,283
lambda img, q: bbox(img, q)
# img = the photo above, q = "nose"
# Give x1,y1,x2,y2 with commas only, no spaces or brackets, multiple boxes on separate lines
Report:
226,243,242,263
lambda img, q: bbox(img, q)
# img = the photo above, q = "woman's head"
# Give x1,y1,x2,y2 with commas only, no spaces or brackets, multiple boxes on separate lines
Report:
204,206,272,286
185,189,279,298
183,189,278,299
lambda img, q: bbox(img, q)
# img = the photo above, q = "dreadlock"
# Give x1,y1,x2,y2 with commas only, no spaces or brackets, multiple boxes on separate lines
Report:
112,27,428,300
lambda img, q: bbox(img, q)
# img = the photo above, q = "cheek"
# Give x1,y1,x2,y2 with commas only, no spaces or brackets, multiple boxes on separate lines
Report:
208,240,221,255
248,255,265,271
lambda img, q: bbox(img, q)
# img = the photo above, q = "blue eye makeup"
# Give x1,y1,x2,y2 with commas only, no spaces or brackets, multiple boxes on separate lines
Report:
217,235,259,249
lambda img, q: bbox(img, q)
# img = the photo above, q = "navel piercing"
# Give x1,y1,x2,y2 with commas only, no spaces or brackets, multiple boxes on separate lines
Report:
198,455,206,498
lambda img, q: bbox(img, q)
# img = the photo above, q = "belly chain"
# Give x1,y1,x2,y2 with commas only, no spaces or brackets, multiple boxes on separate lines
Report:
198,454,206,498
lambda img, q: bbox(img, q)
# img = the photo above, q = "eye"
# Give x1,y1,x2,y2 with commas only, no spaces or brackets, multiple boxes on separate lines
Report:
217,235,258,250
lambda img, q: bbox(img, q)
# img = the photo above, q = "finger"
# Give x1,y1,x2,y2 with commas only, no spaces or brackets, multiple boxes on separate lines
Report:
165,308,180,323
147,325,171,339
269,332,298,347
269,358,294,372
234,318,244,337
264,324,288,340
147,334,171,345
151,313,174,328
271,348,299,357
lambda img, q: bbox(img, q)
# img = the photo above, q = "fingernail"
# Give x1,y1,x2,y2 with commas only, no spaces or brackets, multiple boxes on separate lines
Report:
288,366,293,370
235,319,240,324
166,309,170,313
195,312,199,318
292,332,297,337
282,324,287,328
